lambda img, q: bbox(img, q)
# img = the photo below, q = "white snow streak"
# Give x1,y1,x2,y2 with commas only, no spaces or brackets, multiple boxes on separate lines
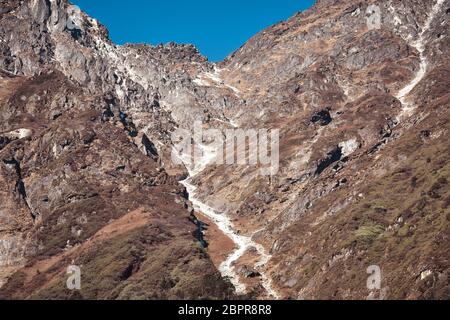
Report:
3,128,32,140
179,142,279,298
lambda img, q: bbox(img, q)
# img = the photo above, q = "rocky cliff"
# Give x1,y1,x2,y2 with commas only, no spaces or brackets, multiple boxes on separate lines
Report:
0,0,449,299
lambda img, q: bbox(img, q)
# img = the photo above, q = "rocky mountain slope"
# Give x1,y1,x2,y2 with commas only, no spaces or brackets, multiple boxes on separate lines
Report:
0,0,234,299
0,0,449,299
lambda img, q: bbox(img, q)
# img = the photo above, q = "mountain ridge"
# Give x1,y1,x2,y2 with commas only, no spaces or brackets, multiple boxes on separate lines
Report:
0,0,449,299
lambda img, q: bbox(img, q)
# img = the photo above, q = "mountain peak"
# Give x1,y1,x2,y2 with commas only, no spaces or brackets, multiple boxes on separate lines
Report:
0,0,449,300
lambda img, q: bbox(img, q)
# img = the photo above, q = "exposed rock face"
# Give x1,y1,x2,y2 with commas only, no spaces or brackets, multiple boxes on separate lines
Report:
186,0,450,299
0,0,449,299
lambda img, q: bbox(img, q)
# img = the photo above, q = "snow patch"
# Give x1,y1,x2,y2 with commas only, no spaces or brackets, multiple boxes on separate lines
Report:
182,179,280,298
351,8,361,17
192,77,210,87
395,0,446,120
421,270,433,280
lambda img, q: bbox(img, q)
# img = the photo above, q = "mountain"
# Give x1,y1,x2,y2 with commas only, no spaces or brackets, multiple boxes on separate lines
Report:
0,0,448,299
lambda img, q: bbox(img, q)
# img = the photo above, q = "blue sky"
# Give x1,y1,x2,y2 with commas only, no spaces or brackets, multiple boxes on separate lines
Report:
71,0,315,61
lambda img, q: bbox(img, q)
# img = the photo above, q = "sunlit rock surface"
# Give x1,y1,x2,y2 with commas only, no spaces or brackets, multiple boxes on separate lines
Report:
0,0,448,299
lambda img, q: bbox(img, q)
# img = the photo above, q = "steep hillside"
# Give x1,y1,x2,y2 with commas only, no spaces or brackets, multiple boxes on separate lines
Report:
0,0,233,299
